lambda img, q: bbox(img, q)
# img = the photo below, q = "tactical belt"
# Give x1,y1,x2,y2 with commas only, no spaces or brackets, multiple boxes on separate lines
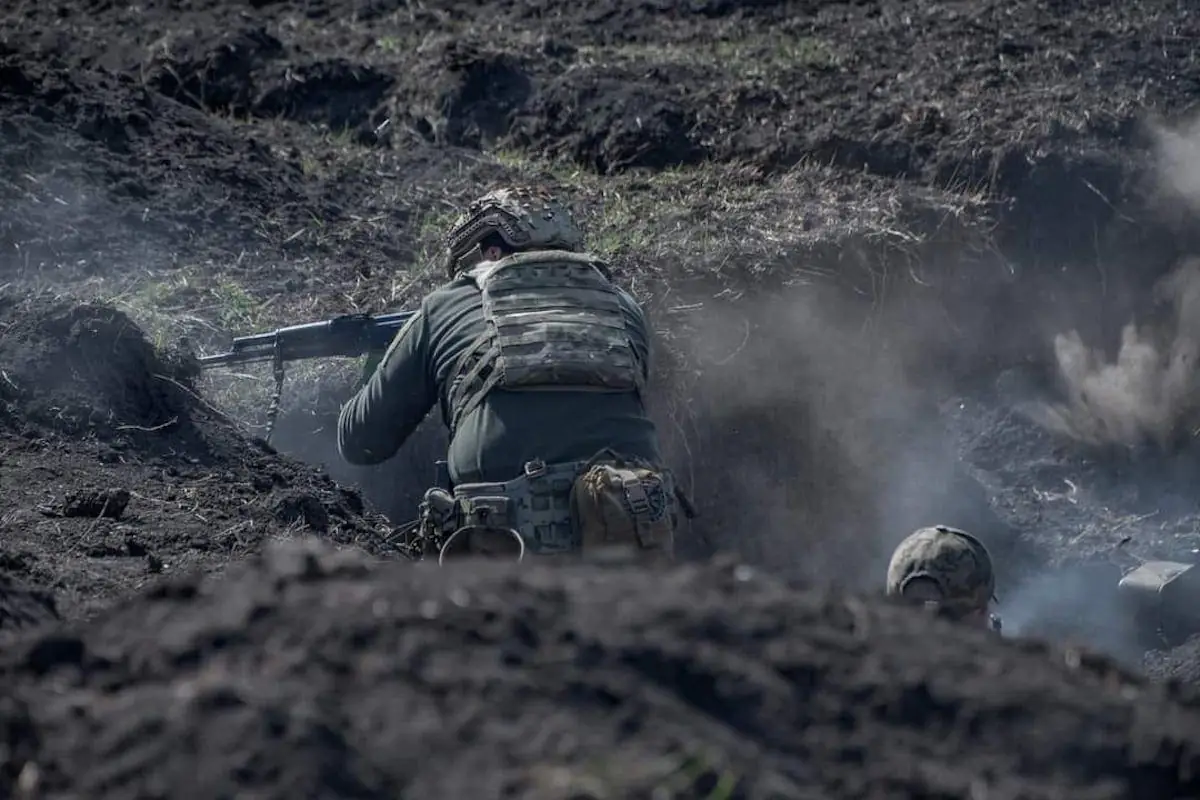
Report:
458,460,604,554
422,455,681,558
450,458,590,554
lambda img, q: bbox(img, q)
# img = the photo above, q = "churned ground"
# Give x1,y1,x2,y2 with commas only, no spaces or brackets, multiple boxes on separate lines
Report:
5,0,1200,797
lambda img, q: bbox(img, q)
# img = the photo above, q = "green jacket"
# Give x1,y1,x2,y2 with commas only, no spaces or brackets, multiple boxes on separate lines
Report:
336,268,664,485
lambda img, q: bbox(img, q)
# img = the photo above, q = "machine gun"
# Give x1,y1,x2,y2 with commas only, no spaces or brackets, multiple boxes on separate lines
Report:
197,310,416,439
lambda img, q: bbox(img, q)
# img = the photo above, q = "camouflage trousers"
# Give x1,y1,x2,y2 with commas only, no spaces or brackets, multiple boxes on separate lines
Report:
419,450,679,565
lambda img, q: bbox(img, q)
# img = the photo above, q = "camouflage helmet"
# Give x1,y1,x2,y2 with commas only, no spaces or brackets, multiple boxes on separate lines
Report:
442,186,585,276
886,525,997,617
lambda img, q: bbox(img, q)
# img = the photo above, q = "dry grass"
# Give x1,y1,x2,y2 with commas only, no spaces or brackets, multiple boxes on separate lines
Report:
576,30,841,77
64,113,997,328
523,746,749,800
478,148,996,293
20,103,1000,446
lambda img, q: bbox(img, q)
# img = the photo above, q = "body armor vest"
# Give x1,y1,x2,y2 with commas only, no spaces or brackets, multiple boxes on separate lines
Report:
445,250,646,433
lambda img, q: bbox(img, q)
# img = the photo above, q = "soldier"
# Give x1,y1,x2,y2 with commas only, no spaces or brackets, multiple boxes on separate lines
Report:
337,186,685,563
886,525,1002,632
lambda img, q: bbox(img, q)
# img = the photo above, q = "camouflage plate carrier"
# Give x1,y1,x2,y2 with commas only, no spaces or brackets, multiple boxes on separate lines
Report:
446,248,647,433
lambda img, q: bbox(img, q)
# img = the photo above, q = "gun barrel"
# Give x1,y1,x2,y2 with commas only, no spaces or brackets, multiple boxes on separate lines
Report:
197,310,416,368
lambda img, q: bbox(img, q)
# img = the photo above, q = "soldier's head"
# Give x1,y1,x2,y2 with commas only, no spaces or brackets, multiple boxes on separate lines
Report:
442,186,585,277
886,525,999,630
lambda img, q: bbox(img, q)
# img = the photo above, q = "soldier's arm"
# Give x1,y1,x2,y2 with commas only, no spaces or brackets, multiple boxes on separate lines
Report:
337,309,436,465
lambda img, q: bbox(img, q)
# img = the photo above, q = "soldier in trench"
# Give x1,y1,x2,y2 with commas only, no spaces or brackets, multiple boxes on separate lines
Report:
336,186,687,563
886,525,1003,632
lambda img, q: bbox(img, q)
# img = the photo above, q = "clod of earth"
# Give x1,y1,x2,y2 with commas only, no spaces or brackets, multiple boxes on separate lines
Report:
59,488,131,520
4,0,1200,796
272,490,331,532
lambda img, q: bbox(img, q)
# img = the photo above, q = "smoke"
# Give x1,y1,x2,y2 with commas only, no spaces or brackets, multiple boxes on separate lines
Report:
999,560,1145,669
989,115,1200,664
657,279,1002,591
265,371,448,524
1023,113,1200,453
1025,257,1200,451
1151,113,1200,217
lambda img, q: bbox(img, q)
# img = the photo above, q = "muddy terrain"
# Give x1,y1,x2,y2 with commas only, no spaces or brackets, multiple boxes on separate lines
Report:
5,0,1200,797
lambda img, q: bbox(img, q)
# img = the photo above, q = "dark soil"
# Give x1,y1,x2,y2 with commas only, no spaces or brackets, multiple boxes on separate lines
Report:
5,0,1199,278
0,293,395,621
0,565,59,643
5,540,1200,800
4,0,1200,796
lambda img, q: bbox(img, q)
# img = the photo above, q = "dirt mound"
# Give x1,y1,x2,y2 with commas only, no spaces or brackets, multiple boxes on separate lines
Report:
0,539,1197,799
141,26,395,132
0,293,194,440
0,559,59,642
0,292,396,621
0,36,420,291
1146,637,1200,685
509,62,705,173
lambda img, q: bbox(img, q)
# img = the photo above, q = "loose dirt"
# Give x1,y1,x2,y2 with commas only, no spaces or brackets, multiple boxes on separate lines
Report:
5,0,1200,796
6,541,1200,800
0,294,394,623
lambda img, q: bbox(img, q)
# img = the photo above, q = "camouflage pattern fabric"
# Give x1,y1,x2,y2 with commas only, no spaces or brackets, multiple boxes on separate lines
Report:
446,249,646,434
338,182,662,506
442,187,585,277
886,525,996,617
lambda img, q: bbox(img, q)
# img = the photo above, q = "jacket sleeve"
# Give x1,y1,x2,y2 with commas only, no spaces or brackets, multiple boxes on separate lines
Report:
336,308,437,465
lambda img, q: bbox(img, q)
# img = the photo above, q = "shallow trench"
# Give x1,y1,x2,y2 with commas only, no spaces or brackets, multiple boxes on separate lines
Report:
266,150,1200,672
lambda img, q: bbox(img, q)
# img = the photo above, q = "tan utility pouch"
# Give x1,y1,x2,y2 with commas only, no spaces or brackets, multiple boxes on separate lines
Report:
569,458,675,559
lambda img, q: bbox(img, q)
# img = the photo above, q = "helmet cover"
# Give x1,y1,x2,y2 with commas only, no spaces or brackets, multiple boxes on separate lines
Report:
443,186,585,275
886,525,997,616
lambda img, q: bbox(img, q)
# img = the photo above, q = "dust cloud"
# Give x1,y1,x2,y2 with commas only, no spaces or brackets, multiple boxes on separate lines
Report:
257,273,997,594
1025,258,1200,452
1151,113,1200,217
998,560,1146,669
1024,116,1200,452
658,281,998,591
